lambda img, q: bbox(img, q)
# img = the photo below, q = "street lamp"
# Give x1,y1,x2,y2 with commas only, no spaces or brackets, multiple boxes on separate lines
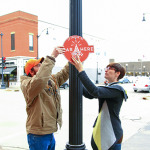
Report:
65,0,86,150
142,13,146,21
142,13,150,21
143,66,146,76
96,52,100,84
0,32,6,89
126,64,128,76
37,28,49,59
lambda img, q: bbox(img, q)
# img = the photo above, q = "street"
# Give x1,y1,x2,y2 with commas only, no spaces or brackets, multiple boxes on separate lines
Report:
0,83,150,150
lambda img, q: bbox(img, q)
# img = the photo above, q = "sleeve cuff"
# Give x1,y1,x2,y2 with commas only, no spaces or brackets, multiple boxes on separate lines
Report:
78,70,85,77
46,56,56,62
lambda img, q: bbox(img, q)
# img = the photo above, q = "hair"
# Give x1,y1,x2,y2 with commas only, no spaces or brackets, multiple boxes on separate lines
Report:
107,63,126,80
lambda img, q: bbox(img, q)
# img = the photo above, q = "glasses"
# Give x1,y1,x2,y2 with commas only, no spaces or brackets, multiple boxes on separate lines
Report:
104,66,116,71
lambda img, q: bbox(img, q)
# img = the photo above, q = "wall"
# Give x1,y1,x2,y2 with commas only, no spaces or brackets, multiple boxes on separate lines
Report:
0,11,38,58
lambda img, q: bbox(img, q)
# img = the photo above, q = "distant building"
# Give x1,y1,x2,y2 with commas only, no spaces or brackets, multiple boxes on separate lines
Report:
110,59,150,77
120,61,150,76
0,11,38,87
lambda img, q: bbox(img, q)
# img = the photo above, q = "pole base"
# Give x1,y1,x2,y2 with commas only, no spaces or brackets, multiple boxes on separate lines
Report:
65,143,86,150
1,84,6,89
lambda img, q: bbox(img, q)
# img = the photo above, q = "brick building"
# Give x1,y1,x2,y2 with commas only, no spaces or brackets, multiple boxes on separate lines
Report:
0,11,38,87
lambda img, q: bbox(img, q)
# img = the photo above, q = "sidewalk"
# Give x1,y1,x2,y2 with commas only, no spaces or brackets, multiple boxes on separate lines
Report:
1,122,150,150
122,122,150,150
0,84,150,150
0,86,20,92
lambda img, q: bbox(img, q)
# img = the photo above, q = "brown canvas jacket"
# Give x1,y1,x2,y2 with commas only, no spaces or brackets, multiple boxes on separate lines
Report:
20,56,69,135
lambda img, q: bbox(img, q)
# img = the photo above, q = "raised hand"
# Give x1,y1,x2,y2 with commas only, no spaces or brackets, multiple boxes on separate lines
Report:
70,55,84,72
51,46,66,58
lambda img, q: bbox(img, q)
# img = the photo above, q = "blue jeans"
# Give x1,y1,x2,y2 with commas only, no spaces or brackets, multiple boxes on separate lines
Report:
111,144,121,150
27,133,55,150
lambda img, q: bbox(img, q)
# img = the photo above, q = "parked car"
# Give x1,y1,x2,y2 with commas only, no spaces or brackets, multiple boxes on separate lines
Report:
133,78,150,92
60,82,69,89
127,76,137,83
119,77,130,84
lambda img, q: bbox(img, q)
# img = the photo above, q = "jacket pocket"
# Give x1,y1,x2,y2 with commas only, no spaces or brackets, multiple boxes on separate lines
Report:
41,113,44,127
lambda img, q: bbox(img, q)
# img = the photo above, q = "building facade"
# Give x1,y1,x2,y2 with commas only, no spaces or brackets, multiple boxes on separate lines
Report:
0,11,108,87
120,60,150,76
0,11,38,87
110,59,150,77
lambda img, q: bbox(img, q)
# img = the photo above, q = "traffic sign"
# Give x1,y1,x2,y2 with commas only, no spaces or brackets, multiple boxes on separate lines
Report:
64,35,94,62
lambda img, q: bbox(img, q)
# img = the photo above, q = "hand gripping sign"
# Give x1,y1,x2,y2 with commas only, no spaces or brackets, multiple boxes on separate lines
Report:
64,35,94,62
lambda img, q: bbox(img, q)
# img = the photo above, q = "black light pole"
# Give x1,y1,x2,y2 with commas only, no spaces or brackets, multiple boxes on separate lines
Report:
142,13,150,22
126,64,128,76
37,28,49,59
65,0,86,150
95,52,100,84
143,66,146,76
96,62,98,84
142,13,146,21
37,35,39,59
0,32,6,89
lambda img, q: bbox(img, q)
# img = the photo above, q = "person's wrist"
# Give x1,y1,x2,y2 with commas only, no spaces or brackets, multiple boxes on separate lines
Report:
78,68,84,72
51,54,56,58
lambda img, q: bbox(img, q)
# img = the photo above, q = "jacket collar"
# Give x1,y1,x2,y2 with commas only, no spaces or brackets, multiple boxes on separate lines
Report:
108,82,120,86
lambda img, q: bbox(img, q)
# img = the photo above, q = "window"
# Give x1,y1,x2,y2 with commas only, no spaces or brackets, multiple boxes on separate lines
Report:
29,33,34,51
10,62,15,65
11,32,15,50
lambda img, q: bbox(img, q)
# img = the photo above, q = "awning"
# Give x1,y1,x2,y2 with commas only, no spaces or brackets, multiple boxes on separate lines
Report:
0,67,17,74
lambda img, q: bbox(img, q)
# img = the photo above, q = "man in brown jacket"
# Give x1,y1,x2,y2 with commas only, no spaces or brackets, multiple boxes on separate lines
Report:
20,46,69,150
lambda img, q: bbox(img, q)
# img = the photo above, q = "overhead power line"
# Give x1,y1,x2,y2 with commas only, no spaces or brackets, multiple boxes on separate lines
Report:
38,19,105,40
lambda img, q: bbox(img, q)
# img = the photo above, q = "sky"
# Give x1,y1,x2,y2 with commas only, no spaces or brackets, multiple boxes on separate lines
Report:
1,0,150,62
